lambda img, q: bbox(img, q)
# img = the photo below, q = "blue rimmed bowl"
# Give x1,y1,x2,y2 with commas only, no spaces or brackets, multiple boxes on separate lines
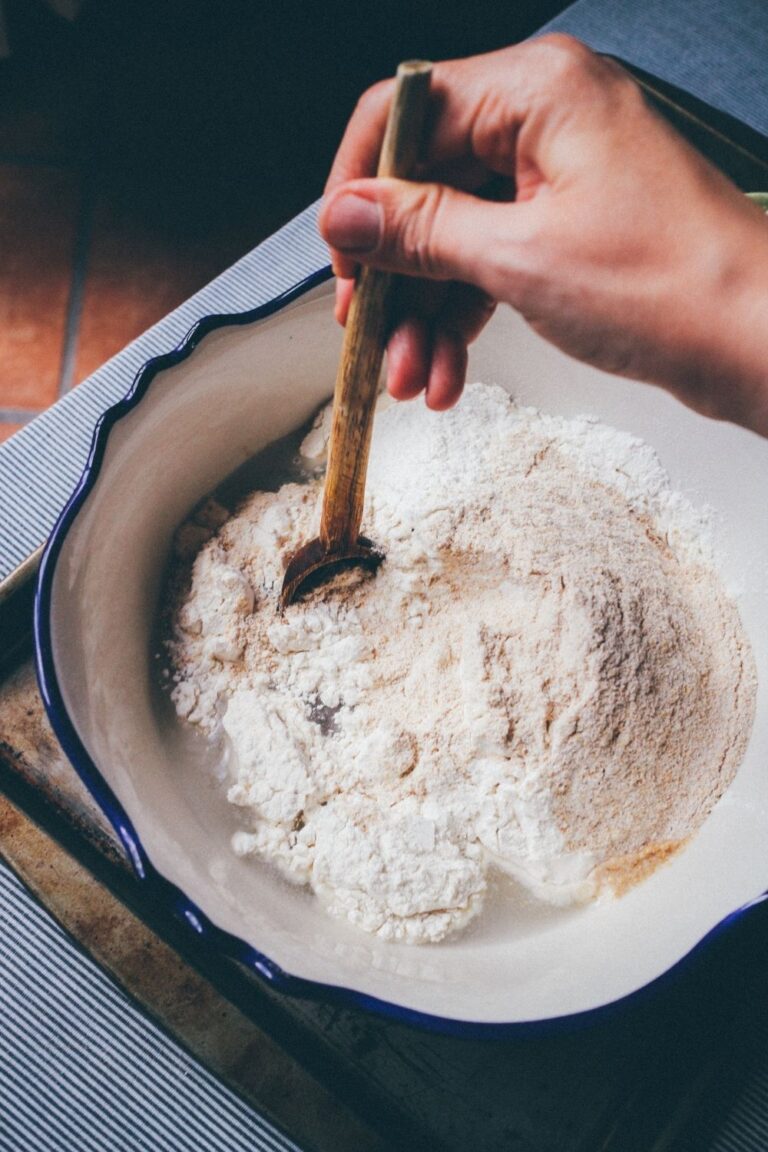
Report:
35,271,768,1033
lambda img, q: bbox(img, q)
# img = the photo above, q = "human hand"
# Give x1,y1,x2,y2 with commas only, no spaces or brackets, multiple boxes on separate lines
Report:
319,35,768,434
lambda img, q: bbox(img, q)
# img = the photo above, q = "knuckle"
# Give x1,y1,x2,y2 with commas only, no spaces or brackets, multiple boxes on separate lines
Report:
534,33,595,80
396,185,447,277
528,34,638,105
534,33,639,99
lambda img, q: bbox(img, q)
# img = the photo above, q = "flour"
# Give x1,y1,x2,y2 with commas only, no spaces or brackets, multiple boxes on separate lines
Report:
166,383,756,944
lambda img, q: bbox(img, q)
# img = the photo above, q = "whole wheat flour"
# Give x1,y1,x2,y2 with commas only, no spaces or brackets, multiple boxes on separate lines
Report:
166,383,756,944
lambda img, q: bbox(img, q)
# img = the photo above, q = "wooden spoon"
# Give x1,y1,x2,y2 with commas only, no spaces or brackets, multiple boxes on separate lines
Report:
280,59,433,609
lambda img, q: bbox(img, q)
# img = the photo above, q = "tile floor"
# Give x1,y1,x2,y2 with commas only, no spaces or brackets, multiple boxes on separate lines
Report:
0,0,570,447
0,3,373,448
0,108,276,444
0,1,317,446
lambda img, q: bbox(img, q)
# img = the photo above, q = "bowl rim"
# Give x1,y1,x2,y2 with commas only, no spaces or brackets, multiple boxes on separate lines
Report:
33,265,768,1036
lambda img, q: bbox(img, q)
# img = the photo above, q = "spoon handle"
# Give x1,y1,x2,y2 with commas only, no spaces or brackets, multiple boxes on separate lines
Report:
320,60,433,551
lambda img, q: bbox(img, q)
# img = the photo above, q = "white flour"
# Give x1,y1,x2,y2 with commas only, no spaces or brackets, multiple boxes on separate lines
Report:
167,384,755,944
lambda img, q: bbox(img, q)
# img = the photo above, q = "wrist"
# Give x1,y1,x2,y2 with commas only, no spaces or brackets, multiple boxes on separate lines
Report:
667,202,768,437
709,210,768,436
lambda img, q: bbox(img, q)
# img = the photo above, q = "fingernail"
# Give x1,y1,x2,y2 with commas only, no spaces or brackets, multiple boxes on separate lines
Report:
324,194,381,252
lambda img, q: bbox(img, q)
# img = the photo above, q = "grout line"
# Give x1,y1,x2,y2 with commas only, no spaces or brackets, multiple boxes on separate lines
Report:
58,174,94,396
0,408,37,425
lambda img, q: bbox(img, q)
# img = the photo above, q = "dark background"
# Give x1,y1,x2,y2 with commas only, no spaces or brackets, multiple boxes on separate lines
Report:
0,0,570,441
2,0,571,237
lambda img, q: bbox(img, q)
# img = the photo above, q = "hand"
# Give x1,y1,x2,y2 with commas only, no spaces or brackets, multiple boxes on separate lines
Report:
319,35,768,434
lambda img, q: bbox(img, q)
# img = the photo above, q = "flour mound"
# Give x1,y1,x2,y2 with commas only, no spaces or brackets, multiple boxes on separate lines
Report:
167,384,755,944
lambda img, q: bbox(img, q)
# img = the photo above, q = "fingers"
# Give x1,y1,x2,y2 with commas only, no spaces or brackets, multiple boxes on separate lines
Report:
322,51,521,281
439,282,497,345
320,35,621,410
387,319,466,410
325,38,609,196
386,325,469,411
328,164,498,281
388,282,495,409
336,272,494,409
321,177,533,300
324,46,521,200
321,37,613,284
424,332,469,410
386,317,433,402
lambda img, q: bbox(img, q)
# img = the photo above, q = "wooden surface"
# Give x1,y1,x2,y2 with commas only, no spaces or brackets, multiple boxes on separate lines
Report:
0,165,79,411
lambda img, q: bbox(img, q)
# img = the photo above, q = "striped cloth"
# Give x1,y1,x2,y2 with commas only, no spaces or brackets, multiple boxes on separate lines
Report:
711,1060,768,1152
0,862,302,1152
543,0,768,139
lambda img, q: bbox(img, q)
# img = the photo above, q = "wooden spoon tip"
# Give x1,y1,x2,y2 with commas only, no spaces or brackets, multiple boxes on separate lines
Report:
397,59,434,76
279,536,385,611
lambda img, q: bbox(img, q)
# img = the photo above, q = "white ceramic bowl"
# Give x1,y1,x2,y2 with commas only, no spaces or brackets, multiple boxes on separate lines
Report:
35,272,768,1032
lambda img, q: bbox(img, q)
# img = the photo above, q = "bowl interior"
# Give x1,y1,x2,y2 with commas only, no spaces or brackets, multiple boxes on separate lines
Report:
46,281,768,1024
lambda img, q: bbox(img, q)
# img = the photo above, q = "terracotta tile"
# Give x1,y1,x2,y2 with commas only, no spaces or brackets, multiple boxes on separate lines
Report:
0,164,78,408
0,422,24,443
73,196,263,385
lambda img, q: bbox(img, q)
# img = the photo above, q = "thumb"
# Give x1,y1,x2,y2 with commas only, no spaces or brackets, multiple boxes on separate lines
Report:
319,177,528,297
